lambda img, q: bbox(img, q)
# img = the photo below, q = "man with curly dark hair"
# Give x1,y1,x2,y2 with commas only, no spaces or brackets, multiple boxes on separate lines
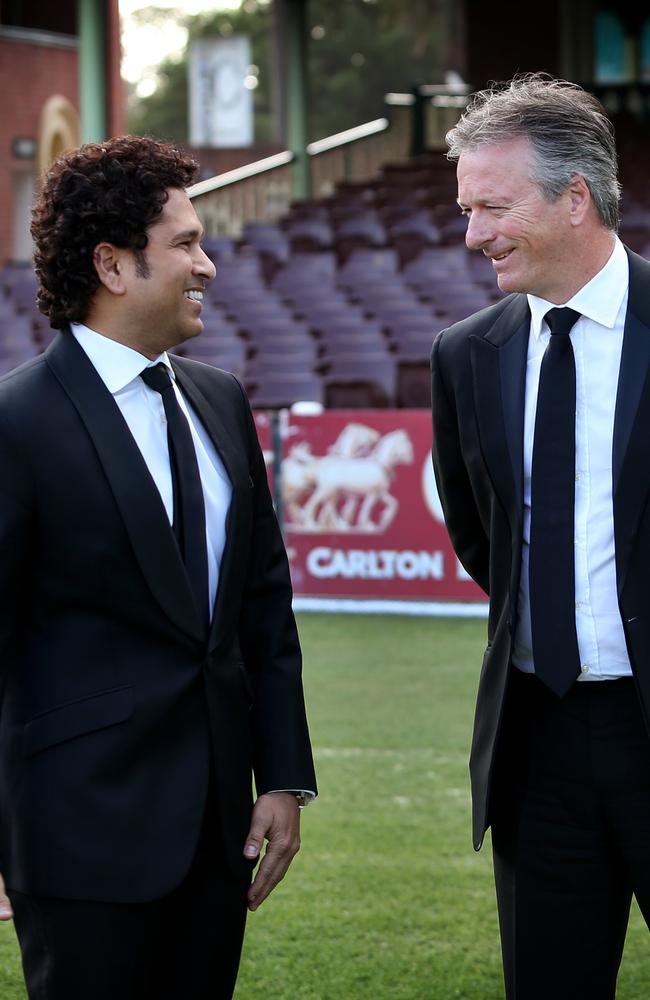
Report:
0,134,316,1000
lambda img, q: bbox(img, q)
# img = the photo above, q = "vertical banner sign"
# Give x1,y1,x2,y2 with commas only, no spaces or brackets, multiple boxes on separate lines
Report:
189,36,253,147
254,410,485,603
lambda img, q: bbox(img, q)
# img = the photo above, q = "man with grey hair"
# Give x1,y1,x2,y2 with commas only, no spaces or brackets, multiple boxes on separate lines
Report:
431,73,650,998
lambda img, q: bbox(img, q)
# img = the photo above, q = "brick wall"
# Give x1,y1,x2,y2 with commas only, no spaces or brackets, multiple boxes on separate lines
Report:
0,35,78,264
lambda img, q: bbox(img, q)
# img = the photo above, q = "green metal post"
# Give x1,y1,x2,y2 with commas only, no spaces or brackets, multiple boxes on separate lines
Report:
285,0,310,200
79,0,107,143
411,85,425,158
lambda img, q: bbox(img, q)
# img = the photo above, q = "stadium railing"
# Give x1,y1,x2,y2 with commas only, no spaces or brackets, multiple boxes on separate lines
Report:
188,83,470,239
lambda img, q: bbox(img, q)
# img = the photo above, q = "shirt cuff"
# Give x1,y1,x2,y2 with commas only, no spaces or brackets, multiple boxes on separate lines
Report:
267,789,316,808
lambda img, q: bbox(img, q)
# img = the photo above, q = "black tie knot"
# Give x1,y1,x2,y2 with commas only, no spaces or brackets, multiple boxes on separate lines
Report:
140,362,173,394
545,307,581,339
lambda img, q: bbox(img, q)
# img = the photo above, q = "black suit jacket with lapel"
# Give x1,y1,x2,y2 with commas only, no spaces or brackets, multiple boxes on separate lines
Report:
0,329,316,902
431,246,650,851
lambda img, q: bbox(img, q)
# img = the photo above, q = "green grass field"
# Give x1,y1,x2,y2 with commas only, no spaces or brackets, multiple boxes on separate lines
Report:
0,613,648,998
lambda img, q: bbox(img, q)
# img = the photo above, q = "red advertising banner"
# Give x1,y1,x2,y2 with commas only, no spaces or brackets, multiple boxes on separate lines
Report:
253,410,486,603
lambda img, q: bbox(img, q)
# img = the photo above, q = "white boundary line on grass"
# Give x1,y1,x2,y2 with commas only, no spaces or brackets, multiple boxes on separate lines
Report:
292,597,489,617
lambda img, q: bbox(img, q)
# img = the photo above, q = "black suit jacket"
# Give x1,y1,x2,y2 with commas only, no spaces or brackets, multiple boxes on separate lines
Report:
431,246,650,850
0,330,316,902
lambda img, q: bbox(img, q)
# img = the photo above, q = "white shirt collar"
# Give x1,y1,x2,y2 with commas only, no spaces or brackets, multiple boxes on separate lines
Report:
527,236,628,340
69,322,174,395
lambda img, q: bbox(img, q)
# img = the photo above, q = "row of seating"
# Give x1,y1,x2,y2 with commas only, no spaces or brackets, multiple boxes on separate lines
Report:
3,137,649,406
0,265,53,373
181,157,497,408
0,158,492,405
181,239,498,407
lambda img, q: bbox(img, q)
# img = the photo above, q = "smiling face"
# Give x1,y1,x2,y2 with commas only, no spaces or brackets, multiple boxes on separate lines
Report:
456,137,586,302
115,187,216,357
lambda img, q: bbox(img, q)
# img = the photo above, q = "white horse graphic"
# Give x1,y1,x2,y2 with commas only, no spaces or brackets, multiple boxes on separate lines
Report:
282,423,381,525
297,428,414,532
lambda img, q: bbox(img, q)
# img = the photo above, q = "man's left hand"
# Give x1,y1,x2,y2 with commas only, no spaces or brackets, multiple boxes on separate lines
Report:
244,792,300,911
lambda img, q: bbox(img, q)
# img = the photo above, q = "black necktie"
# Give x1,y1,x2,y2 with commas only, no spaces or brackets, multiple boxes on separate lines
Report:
140,363,209,630
529,307,581,697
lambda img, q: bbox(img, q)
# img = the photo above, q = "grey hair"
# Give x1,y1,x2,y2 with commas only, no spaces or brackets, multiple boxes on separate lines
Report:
445,73,621,231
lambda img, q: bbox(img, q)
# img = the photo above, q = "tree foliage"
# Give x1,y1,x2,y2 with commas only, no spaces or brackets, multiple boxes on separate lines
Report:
127,0,447,146
307,0,446,139
127,2,274,145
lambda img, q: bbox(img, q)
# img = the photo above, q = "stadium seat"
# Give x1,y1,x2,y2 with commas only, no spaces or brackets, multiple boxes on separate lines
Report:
246,346,319,378
337,247,398,278
396,360,432,408
247,333,319,361
285,218,334,252
318,331,391,360
201,235,238,262
296,303,367,332
390,330,436,359
321,351,397,407
246,372,324,410
178,340,247,378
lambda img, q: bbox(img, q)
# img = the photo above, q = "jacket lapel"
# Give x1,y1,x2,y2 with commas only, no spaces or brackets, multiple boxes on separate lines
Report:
470,294,530,535
613,249,650,588
46,332,204,642
470,295,529,621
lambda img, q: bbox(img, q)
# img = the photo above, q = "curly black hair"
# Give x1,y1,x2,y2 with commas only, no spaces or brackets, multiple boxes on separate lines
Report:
31,135,199,329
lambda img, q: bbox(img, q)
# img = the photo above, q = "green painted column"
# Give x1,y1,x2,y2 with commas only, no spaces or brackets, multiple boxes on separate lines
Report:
285,0,310,200
79,0,107,143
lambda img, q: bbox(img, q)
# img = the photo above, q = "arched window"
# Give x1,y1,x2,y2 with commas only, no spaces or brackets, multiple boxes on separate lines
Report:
38,94,80,176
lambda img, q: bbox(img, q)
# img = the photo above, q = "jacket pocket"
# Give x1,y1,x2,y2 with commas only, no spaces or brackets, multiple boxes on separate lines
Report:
23,685,134,758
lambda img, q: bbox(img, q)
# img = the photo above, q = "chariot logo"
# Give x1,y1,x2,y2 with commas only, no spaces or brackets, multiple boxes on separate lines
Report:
307,547,445,581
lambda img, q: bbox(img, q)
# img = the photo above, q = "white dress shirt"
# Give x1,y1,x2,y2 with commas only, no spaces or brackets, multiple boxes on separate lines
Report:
70,323,232,617
512,237,632,681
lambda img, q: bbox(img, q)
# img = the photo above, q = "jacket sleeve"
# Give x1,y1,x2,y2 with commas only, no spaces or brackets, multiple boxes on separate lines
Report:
431,332,490,595
234,381,317,798
0,412,34,667
0,411,36,864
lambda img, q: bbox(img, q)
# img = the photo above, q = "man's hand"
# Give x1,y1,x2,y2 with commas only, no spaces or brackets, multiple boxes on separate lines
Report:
244,792,300,912
0,872,13,920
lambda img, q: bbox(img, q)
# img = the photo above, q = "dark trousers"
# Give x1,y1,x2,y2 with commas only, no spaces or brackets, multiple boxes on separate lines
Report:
9,792,250,1000
491,670,650,1000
